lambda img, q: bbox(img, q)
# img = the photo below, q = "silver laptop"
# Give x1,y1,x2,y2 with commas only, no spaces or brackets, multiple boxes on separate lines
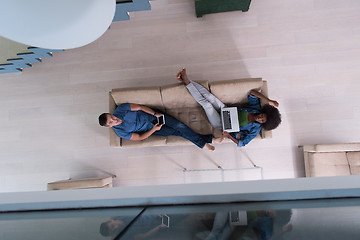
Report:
221,107,240,132
229,210,248,226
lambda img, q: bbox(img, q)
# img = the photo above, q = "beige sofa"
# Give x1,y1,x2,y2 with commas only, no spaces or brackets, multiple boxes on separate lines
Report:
109,78,272,148
303,143,360,177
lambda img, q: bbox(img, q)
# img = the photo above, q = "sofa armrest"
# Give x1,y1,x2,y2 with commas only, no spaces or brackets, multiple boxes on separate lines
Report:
259,81,271,139
109,91,117,113
110,128,121,147
260,80,269,105
303,151,312,177
303,143,360,153
261,130,272,139
109,92,121,147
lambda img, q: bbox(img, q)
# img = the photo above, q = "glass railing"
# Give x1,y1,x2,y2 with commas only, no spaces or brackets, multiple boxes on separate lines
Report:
0,198,359,240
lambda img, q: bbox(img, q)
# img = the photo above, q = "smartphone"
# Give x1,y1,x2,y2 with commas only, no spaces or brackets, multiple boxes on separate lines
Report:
157,115,165,125
161,214,170,228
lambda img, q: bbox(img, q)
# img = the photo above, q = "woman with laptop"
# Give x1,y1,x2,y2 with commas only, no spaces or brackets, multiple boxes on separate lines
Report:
176,68,281,147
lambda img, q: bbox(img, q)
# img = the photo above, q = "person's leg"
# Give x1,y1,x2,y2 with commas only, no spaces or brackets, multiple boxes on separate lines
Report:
186,82,223,128
205,212,229,240
190,80,225,111
154,113,214,149
177,67,224,128
218,223,233,240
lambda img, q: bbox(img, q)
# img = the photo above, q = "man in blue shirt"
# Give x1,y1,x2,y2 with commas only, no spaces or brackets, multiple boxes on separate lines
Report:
99,103,216,150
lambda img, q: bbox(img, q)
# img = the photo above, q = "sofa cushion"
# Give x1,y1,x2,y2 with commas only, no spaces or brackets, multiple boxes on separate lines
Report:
111,86,164,110
209,78,263,106
308,152,351,177
347,151,360,175
165,107,213,135
161,81,209,109
121,135,167,148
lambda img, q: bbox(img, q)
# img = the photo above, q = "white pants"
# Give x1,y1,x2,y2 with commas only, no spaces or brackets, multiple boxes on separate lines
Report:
186,81,225,128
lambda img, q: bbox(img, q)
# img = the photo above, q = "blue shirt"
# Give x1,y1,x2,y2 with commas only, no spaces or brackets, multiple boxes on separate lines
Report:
112,103,156,140
231,94,262,147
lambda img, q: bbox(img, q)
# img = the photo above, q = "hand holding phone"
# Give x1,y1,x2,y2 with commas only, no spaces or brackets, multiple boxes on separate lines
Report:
157,115,165,125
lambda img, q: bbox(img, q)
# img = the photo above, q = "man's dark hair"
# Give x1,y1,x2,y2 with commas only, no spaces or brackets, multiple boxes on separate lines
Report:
98,113,109,126
261,104,281,130
99,221,111,236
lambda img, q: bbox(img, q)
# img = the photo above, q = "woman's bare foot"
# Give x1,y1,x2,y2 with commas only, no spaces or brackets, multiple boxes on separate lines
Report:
213,137,225,144
176,67,190,85
205,143,215,151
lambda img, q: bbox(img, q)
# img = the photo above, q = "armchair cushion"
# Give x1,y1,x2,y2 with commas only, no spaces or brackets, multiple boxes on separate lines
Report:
308,152,351,177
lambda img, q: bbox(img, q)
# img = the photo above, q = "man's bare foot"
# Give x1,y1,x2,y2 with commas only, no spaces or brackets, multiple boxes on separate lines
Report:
213,137,225,144
176,67,190,85
205,143,215,151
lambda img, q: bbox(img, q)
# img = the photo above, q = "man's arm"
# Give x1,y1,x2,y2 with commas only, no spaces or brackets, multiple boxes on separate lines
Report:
250,90,279,108
129,103,162,117
130,123,162,141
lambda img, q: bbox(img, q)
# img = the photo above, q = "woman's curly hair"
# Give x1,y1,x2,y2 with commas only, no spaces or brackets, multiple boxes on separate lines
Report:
261,104,281,130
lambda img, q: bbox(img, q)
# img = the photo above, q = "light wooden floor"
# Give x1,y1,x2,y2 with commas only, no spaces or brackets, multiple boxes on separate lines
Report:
0,0,359,192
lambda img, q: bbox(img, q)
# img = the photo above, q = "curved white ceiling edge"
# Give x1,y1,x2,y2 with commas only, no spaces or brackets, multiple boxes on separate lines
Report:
0,0,116,50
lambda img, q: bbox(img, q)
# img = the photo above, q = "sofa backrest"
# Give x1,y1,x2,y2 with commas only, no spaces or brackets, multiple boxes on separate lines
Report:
161,81,210,109
209,78,263,105
110,86,164,111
